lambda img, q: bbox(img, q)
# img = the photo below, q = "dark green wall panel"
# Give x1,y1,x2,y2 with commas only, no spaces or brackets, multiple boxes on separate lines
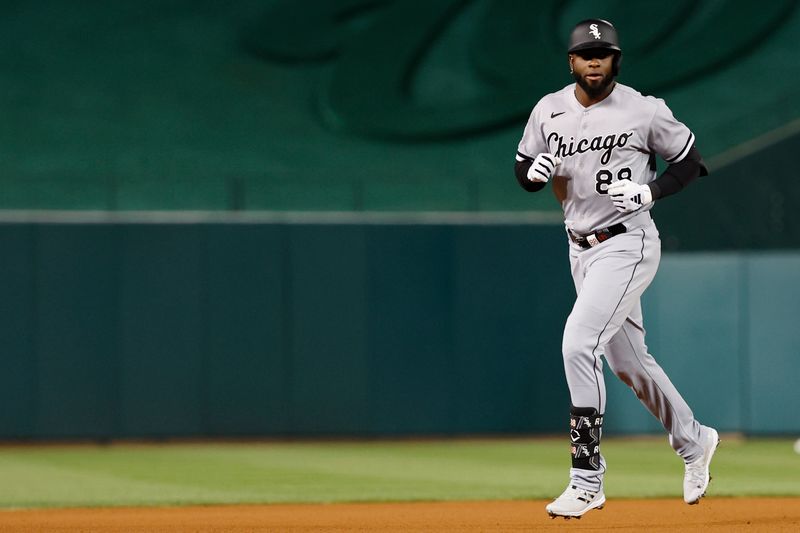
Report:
288,225,369,434
0,226,37,438
365,226,456,434
33,226,120,438
204,225,289,435
451,226,571,433
117,226,207,436
1,221,798,440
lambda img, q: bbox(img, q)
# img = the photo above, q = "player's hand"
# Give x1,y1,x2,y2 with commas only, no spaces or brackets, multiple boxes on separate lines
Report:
608,179,653,213
527,153,562,183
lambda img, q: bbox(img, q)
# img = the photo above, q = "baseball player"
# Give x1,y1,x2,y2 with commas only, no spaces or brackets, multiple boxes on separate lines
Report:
514,19,719,519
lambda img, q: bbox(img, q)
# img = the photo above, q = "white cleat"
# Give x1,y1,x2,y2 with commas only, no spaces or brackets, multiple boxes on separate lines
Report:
546,485,606,519
684,427,720,504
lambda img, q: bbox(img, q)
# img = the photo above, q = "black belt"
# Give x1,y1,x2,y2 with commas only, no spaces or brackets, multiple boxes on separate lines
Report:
568,223,627,249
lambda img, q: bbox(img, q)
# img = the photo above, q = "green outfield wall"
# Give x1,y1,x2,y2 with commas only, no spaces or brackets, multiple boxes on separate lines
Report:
2,1,798,441
0,220,797,440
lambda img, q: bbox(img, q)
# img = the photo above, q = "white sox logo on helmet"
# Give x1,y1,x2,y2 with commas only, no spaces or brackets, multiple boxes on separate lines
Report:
589,23,601,39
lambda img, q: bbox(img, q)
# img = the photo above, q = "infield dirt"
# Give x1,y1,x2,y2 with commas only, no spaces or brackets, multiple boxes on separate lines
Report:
0,498,799,532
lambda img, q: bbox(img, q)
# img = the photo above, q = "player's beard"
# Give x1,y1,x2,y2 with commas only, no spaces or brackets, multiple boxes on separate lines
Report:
573,71,614,99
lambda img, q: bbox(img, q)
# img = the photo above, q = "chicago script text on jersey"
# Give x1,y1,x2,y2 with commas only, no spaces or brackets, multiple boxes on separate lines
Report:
547,131,634,165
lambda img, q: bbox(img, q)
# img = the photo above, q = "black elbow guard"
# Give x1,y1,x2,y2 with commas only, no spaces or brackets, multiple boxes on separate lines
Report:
684,145,709,177
650,145,707,200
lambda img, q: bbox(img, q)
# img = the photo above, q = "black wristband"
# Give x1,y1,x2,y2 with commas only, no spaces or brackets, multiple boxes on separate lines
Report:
515,159,547,192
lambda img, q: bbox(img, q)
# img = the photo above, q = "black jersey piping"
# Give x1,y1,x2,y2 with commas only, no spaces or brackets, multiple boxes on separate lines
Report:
665,132,695,163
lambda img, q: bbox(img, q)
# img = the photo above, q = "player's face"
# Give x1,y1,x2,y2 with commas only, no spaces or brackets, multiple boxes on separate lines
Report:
570,49,615,98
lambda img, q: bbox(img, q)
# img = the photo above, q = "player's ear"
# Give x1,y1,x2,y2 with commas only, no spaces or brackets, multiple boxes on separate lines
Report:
568,54,574,74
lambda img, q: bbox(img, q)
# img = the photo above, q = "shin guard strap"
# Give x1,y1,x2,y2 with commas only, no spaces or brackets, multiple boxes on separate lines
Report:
570,406,604,470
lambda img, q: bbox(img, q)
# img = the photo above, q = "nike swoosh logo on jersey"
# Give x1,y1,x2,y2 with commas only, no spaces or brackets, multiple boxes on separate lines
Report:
551,111,565,118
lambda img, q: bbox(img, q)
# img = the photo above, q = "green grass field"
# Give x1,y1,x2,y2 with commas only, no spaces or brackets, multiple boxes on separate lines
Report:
0,437,798,509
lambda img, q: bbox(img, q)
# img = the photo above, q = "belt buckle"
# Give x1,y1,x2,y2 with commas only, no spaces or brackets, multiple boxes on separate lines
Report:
568,230,586,248
586,234,601,247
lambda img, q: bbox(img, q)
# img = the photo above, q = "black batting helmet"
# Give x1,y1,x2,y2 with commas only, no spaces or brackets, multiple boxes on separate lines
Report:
568,19,621,54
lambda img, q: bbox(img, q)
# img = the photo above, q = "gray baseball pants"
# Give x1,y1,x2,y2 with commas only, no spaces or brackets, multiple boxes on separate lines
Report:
562,217,707,491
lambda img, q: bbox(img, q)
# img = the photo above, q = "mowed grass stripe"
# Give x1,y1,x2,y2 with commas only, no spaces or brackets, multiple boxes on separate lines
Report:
0,438,797,508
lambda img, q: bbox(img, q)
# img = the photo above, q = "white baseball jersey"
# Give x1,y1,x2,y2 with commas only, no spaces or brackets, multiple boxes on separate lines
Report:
516,83,696,235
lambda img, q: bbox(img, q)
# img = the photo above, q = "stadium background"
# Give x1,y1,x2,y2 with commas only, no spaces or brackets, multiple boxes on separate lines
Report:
1,0,799,444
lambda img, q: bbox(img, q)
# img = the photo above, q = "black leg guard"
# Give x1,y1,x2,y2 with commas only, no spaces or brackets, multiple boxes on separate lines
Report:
570,406,604,471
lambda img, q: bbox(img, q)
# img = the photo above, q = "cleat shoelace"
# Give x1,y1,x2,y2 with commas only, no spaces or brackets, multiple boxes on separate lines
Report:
561,485,598,502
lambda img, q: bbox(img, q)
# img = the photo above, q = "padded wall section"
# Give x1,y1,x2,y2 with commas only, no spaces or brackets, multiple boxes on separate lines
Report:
0,222,797,439
204,225,289,435
0,226,37,438
288,225,370,434
746,254,800,433
116,226,208,436
33,226,121,438
603,255,744,435
0,222,571,438
451,226,572,433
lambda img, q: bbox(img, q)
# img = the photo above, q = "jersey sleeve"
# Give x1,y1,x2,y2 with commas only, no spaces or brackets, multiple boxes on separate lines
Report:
516,103,547,162
647,99,696,164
